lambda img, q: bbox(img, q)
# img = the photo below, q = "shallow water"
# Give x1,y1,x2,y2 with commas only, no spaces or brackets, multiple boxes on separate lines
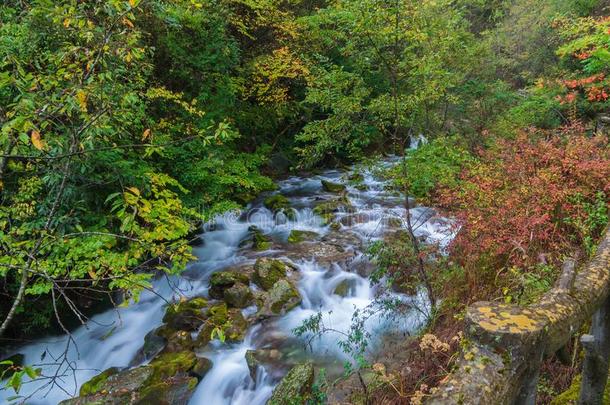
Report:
0,156,454,405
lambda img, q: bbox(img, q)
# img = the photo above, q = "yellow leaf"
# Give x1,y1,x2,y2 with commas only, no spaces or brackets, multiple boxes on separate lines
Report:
127,186,140,196
76,90,88,112
63,18,70,28
31,130,45,151
142,128,151,140
88,269,97,279
128,0,137,7
122,17,134,28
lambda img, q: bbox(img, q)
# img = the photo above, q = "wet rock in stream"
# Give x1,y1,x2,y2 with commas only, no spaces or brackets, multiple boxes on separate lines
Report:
287,229,319,243
245,349,287,383
239,225,273,251
257,279,302,318
263,194,297,221
162,297,208,331
268,362,315,405
321,179,346,193
196,303,249,347
252,258,289,290
223,282,254,308
61,351,210,405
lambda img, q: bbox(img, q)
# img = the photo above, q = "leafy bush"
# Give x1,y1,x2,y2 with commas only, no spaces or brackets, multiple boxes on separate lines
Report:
385,137,475,201
440,124,610,284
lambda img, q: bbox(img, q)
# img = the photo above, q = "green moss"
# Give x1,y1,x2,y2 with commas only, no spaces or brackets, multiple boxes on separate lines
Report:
79,367,120,396
287,230,319,243
197,303,248,344
263,195,297,221
162,297,208,331
268,362,314,405
148,351,197,383
253,231,272,251
348,172,364,183
224,283,253,308
551,375,610,404
253,258,288,290
209,271,250,299
321,180,346,193
312,196,354,217
264,194,290,211
268,279,301,314
208,303,229,324
333,280,350,297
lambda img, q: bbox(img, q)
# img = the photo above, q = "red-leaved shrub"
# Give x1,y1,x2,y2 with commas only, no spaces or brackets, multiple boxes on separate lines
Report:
441,124,609,284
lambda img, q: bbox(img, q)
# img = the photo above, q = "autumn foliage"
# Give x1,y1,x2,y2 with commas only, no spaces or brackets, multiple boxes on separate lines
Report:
441,124,610,279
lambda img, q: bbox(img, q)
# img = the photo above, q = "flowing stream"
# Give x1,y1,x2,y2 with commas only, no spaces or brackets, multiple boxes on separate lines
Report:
0,156,454,405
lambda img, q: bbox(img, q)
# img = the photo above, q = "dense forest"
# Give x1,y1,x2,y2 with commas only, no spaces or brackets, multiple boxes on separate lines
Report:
0,0,609,404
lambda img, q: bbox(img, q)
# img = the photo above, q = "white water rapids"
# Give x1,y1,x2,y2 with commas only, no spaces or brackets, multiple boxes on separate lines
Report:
0,156,455,405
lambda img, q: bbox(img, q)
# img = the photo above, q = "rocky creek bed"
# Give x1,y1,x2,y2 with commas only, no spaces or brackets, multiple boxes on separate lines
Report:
0,158,454,405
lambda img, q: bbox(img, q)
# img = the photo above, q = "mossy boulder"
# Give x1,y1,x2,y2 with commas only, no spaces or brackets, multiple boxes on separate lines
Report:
148,351,198,383
321,180,346,193
62,366,154,404
138,351,200,405
340,213,375,226
252,258,288,290
287,230,319,244
79,367,120,396
197,303,249,347
250,226,273,251
162,297,208,331
209,271,249,299
333,279,353,297
224,282,254,308
62,352,203,405
268,362,315,405
284,239,356,266
262,279,302,316
264,194,296,221
162,329,196,353
347,172,364,183
312,196,355,217
264,194,290,211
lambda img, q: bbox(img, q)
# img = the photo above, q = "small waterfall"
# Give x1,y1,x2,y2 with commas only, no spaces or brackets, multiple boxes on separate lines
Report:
0,158,453,405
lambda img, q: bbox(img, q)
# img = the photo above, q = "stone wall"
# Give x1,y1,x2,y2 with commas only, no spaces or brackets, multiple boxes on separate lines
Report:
427,226,610,404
